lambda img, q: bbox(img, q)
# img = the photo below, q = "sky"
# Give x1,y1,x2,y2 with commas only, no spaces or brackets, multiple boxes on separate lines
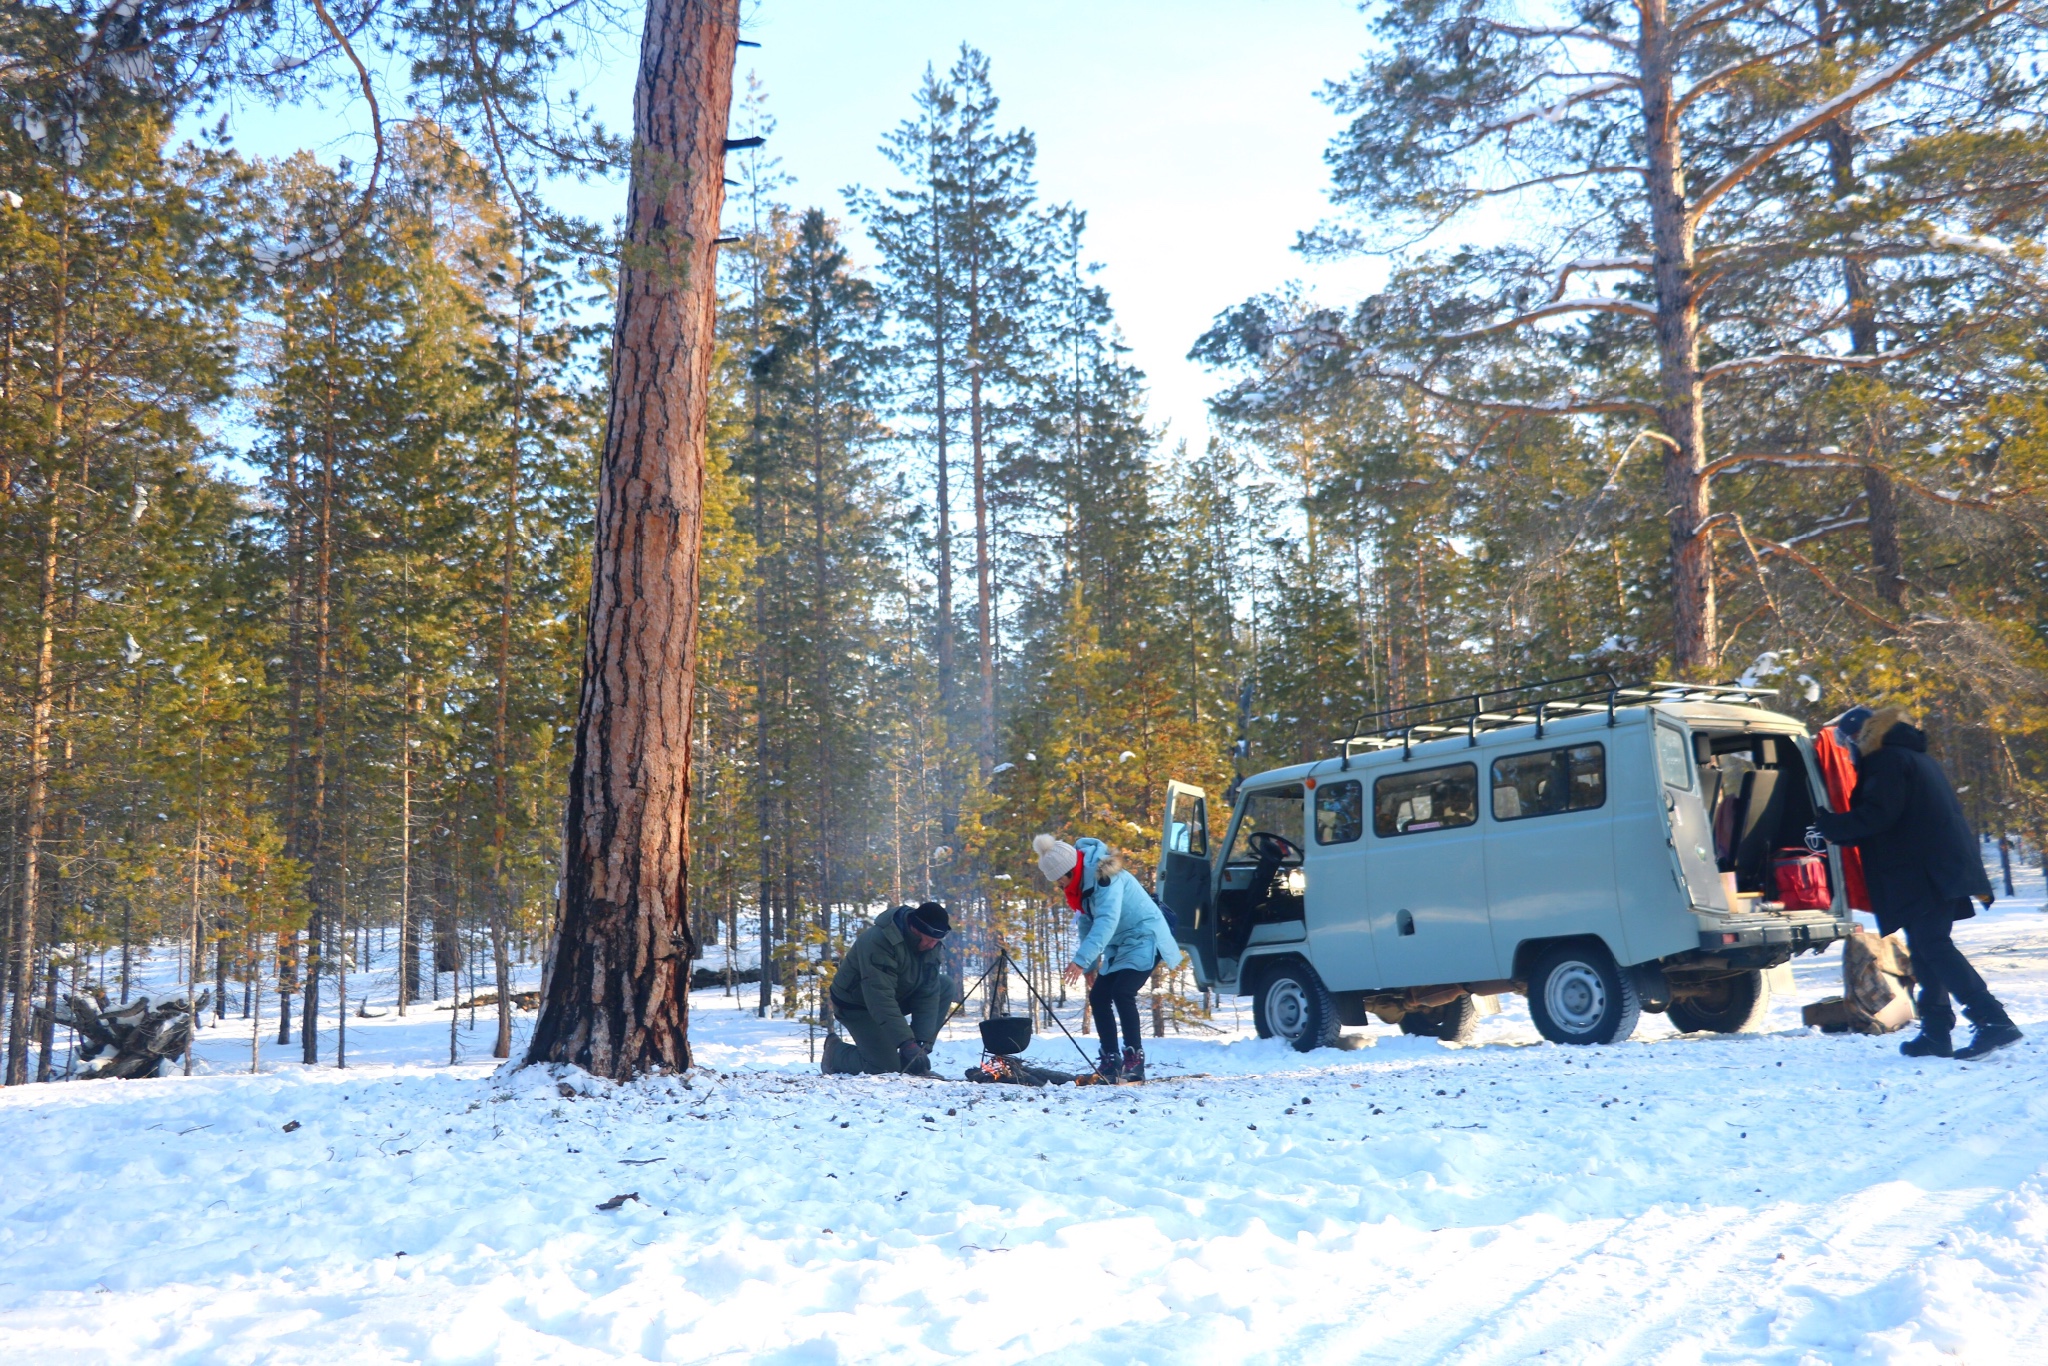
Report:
227,0,1392,448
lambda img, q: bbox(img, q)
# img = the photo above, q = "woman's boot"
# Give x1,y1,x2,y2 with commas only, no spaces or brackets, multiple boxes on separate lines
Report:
1094,1044,1122,1083
1121,1045,1146,1083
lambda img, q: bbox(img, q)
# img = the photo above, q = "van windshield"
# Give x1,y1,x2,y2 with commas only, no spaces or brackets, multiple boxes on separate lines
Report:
1226,785,1303,864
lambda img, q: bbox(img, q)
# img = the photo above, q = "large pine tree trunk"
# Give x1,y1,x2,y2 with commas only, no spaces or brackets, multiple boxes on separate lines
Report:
1641,1,1716,672
524,0,739,1080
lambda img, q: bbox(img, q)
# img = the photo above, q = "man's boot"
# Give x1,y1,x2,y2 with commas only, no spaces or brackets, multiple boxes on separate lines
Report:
1955,1023,2022,1061
1121,1045,1146,1083
1899,1029,1954,1059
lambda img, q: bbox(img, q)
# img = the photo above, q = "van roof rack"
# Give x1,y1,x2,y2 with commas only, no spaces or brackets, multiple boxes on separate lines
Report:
1332,672,1781,766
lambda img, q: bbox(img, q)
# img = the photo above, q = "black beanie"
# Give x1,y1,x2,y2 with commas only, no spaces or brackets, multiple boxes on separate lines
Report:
905,901,951,941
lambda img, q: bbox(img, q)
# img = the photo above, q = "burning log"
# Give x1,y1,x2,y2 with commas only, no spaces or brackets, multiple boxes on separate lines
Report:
964,1053,1084,1087
37,989,213,1079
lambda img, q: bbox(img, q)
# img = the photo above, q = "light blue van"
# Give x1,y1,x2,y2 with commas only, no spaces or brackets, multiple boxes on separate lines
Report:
1157,676,1855,1048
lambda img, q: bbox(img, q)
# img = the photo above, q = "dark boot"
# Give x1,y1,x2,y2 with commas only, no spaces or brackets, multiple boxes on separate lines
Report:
1121,1045,1146,1083
1899,1030,1954,1059
1955,1023,2023,1061
1095,1046,1122,1083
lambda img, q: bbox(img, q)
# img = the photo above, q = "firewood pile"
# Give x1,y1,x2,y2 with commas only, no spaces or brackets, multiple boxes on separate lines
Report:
37,989,213,1079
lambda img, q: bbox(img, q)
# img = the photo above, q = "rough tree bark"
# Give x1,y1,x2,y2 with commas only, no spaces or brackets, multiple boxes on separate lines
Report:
523,0,739,1080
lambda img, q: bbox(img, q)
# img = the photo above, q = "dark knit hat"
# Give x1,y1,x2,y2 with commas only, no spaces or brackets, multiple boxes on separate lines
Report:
1832,704,1875,747
905,901,951,941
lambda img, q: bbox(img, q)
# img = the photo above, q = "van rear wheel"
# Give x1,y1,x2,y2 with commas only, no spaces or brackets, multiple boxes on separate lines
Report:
1251,960,1341,1052
1528,943,1641,1046
1399,995,1479,1044
1667,970,1770,1034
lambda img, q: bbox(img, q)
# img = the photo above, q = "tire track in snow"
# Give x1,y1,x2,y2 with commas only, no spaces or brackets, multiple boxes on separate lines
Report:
1285,1052,2046,1365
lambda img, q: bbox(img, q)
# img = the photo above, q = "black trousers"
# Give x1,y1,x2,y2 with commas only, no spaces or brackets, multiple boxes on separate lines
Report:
1089,968,1148,1057
1902,902,2012,1035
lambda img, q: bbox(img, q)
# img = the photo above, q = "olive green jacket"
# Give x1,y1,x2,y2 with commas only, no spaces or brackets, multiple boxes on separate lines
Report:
829,909,945,1049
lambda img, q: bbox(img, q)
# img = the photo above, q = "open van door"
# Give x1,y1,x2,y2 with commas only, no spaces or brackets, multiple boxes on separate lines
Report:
1158,781,1217,985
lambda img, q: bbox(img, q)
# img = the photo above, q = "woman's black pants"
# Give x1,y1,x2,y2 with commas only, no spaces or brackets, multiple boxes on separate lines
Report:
1089,967,1149,1056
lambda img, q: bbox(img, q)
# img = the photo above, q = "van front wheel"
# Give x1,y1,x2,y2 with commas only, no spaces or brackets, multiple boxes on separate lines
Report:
1528,943,1641,1046
1667,970,1769,1034
1252,961,1341,1052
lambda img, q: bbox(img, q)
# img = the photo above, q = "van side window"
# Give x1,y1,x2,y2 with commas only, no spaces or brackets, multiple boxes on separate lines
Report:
1166,789,1207,856
1655,724,1694,789
1491,743,1606,820
1373,764,1478,837
1314,780,1362,844
1225,785,1304,863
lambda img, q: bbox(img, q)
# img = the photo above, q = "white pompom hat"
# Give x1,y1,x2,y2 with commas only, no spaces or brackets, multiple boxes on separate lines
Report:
1033,833,1078,884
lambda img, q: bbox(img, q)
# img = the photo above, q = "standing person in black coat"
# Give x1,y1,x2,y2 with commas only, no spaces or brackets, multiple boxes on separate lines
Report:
1813,707,2022,1061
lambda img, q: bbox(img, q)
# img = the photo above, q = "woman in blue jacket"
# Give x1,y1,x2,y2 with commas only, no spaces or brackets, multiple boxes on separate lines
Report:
1033,834,1185,1081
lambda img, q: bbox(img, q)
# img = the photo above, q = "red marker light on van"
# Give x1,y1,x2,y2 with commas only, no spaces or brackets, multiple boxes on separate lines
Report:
1719,933,1740,945
1304,777,1316,789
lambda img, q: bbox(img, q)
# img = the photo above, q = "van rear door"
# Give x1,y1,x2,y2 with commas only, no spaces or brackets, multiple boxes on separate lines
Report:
1653,714,1730,911
1158,781,1216,983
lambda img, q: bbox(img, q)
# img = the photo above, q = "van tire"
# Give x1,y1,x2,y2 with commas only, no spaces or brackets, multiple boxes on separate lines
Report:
1399,995,1480,1044
1251,959,1341,1052
1528,943,1641,1046
1667,970,1770,1034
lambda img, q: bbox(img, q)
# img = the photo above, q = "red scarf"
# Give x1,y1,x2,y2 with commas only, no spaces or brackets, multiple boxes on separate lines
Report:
1064,849,1086,913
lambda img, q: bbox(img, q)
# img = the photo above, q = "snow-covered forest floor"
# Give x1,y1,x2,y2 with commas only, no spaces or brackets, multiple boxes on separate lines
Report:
4,862,2046,1364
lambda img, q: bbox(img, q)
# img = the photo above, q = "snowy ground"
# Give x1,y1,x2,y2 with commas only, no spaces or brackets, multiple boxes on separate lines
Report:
3,859,2046,1364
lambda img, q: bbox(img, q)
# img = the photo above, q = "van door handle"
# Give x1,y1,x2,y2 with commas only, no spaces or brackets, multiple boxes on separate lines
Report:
1396,909,1415,936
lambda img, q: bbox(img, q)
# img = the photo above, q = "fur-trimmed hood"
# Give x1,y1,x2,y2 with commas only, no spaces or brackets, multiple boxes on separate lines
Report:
1857,705,1927,758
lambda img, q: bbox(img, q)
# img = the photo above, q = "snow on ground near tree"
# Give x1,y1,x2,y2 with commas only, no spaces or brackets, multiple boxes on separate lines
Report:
3,862,2046,1363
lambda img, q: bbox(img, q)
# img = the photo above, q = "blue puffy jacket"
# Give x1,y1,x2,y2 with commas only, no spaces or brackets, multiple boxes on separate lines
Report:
1070,837,1186,975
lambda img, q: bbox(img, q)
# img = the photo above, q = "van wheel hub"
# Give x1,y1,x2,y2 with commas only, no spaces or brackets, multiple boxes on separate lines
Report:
1267,979,1309,1038
1545,962,1607,1031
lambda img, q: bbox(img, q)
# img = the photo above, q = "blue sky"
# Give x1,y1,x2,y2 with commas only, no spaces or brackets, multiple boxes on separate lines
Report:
227,0,1390,447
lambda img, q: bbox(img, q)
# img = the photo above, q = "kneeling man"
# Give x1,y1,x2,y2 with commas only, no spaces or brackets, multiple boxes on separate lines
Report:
824,902,950,1075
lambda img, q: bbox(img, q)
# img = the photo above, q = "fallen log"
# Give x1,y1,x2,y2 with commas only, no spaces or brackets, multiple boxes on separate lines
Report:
689,965,762,991
37,989,213,1079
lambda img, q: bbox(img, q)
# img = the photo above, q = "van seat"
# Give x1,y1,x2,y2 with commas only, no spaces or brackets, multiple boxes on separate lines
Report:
1733,769,1783,889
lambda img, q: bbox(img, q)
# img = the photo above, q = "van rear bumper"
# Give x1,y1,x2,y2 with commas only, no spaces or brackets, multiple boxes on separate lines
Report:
1696,915,1849,955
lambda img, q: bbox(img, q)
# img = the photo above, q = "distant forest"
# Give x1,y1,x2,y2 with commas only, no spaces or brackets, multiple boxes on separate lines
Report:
5,5,2046,1082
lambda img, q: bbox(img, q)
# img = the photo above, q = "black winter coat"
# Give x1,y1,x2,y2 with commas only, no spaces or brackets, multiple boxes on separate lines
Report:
1813,718,1993,935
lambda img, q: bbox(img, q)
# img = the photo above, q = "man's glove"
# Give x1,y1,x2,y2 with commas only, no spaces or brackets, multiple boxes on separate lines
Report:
897,1040,931,1076
1803,825,1827,853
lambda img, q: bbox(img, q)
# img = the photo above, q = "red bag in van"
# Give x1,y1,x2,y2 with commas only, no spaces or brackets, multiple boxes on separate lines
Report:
1772,850,1831,910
